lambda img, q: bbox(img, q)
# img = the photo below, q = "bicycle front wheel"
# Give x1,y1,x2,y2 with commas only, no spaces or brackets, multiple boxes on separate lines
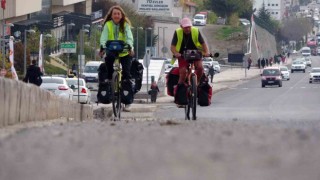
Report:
191,75,197,120
111,72,121,121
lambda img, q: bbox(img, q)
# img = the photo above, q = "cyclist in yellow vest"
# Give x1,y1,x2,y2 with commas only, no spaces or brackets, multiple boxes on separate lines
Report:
99,5,135,111
170,17,210,84
99,5,134,81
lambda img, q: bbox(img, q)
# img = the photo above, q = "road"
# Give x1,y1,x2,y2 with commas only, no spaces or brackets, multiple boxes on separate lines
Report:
155,56,320,121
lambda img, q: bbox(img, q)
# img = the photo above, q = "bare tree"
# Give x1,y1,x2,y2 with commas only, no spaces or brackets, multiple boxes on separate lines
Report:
279,18,313,42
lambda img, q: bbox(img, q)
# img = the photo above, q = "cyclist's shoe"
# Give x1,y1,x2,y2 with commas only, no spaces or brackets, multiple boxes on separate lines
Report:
176,104,185,108
123,104,132,112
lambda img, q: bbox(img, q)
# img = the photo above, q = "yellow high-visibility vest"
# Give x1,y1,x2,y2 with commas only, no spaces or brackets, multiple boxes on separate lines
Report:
175,27,202,52
106,21,129,57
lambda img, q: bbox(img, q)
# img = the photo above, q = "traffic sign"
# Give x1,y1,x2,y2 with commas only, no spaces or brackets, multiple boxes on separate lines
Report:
143,49,151,68
61,42,77,53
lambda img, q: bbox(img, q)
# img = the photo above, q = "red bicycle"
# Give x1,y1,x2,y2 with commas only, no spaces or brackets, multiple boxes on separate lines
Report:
183,50,219,120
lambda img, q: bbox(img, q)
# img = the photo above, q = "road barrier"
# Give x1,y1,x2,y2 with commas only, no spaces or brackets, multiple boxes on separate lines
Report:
0,78,93,128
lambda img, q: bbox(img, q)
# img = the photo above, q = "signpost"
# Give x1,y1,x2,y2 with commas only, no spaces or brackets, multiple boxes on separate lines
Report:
143,49,151,103
61,42,77,53
138,0,172,16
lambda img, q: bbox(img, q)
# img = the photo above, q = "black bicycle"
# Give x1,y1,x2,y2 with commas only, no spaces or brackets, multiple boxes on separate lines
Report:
105,40,131,121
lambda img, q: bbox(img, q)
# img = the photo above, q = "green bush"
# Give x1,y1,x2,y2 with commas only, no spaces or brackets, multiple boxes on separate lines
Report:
44,63,67,75
207,12,218,24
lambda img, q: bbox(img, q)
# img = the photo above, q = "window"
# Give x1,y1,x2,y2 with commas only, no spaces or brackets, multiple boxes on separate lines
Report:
268,3,270,6
276,12,278,14
276,4,278,6
272,4,274,6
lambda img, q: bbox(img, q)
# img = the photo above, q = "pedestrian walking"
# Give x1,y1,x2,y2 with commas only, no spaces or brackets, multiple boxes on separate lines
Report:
23,60,43,86
208,64,215,83
257,58,261,69
261,58,266,69
149,81,160,103
247,57,252,70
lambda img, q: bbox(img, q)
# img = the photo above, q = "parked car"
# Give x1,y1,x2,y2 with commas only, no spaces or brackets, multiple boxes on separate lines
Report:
203,57,214,66
212,61,221,73
65,78,91,104
261,67,282,88
203,64,210,75
280,66,290,80
291,60,306,73
309,67,320,83
40,76,74,100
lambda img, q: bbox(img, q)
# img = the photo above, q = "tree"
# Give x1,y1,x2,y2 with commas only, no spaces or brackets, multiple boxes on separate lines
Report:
279,18,313,42
257,3,271,23
205,0,253,21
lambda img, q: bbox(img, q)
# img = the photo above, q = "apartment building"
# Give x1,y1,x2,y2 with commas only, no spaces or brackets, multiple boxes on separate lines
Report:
0,0,95,46
253,0,286,21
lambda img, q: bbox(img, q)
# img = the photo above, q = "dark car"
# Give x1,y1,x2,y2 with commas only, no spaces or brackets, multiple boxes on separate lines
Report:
261,67,282,88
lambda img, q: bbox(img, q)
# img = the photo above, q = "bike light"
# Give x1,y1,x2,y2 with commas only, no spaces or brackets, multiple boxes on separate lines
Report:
58,86,69,90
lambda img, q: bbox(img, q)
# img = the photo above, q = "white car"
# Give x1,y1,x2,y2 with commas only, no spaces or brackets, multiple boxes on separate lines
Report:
203,57,214,66
291,61,306,73
40,76,74,100
309,67,320,83
280,66,290,80
212,61,221,73
202,58,220,73
305,57,312,67
65,78,91,104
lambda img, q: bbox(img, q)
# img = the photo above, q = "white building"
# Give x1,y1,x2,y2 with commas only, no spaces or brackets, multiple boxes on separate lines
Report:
253,0,286,21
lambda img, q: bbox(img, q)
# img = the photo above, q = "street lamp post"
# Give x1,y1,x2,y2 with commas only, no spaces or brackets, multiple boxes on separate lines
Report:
66,23,75,70
1,23,14,69
94,24,102,61
78,26,90,103
132,27,142,59
162,27,168,57
157,26,168,57
23,29,36,76
42,34,52,73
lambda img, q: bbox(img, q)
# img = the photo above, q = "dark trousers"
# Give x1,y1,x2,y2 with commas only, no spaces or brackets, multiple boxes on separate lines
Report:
105,53,132,80
209,74,214,83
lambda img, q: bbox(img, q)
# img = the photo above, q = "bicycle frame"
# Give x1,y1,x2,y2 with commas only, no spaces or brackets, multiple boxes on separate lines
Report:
184,59,199,121
111,58,122,121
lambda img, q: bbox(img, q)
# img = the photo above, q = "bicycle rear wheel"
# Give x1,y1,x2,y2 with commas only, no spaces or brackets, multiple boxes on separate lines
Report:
111,72,121,121
191,75,197,120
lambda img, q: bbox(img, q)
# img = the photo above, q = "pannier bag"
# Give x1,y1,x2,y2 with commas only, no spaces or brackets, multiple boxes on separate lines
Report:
98,63,108,83
166,67,179,96
174,83,189,105
130,59,144,94
121,79,134,104
197,75,212,106
97,82,112,104
106,40,125,52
